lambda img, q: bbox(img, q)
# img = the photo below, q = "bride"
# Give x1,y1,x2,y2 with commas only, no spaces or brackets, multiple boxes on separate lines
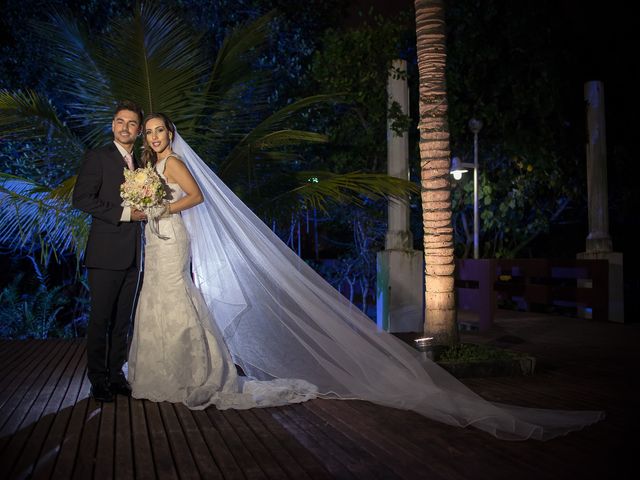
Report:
128,112,603,440
128,113,316,410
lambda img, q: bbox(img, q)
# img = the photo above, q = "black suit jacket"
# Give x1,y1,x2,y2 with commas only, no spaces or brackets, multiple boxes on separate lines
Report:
72,143,142,270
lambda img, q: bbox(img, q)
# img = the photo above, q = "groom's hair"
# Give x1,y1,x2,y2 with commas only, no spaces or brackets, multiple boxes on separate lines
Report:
113,100,144,124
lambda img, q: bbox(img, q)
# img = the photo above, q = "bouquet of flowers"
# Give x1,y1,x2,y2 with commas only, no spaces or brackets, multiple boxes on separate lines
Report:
120,163,165,211
120,164,168,238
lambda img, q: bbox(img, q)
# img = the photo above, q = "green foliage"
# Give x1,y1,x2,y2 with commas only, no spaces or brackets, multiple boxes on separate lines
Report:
0,263,71,339
0,5,413,263
445,1,585,258
438,342,520,362
309,11,416,173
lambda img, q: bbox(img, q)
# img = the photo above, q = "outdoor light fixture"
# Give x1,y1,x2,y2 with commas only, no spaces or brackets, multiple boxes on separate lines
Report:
450,157,468,180
450,118,483,259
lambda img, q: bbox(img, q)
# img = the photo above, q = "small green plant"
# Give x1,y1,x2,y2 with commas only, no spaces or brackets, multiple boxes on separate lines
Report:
438,343,521,363
0,257,74,339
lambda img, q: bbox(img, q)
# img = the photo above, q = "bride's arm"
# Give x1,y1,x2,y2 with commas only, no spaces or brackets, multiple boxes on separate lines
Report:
163,156,204,214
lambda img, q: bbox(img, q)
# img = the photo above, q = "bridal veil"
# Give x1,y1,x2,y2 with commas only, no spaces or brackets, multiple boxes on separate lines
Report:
174,131,604,441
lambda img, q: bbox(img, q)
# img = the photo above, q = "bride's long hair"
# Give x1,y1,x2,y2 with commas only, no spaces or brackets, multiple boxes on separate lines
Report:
141,112,176,166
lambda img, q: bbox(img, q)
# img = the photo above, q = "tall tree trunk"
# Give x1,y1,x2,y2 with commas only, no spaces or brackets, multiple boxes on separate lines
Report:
414,0,458,344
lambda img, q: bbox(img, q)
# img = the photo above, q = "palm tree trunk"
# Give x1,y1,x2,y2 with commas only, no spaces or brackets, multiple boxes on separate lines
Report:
414,0,458,344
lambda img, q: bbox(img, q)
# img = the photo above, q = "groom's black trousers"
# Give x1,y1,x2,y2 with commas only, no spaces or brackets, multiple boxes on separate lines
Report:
87,265,140,385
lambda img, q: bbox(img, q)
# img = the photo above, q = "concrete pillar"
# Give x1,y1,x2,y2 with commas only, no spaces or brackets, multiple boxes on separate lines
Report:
578,81,624,322
584,81,612,253
377,60,424,332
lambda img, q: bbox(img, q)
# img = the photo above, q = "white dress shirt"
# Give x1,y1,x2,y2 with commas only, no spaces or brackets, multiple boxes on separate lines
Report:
114,141,134,222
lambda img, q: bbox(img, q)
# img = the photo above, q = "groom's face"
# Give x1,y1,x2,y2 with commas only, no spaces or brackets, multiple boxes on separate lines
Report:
112,109,141,147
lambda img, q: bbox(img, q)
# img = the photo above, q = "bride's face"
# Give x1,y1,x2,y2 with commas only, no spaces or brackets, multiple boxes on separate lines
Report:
145,118,172,154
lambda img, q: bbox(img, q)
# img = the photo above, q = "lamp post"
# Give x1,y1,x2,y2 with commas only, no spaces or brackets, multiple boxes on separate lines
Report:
450,118,483,259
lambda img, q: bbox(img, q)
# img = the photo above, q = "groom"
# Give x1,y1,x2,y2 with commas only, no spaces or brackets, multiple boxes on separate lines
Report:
72,100,147,402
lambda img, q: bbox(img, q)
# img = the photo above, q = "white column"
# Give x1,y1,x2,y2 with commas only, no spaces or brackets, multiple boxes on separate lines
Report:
377,60,423,332
578,81,624,322
584,81,612,253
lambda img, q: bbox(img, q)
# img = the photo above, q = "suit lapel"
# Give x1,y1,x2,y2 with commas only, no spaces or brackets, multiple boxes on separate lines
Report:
106,142,128,170
108,142,140,170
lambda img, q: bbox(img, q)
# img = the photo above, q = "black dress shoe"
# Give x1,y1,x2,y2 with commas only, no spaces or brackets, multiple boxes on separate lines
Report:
110,378,132,397
91,382,114,402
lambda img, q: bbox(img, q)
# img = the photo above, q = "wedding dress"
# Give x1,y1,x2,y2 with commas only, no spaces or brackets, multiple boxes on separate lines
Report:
131,132,604,440
128,156,317,410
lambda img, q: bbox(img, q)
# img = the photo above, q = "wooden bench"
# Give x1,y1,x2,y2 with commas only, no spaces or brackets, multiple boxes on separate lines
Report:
455,258,609,331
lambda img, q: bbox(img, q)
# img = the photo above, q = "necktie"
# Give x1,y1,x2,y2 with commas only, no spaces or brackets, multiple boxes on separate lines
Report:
124,153,134,171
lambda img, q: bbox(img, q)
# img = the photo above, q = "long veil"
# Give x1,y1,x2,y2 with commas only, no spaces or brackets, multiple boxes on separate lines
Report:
174,131,603,440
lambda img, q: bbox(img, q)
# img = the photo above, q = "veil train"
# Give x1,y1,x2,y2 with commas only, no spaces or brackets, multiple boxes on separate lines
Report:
174,131,604,441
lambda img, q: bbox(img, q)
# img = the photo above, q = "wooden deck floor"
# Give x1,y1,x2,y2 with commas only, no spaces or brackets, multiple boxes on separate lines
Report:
0,311,637,479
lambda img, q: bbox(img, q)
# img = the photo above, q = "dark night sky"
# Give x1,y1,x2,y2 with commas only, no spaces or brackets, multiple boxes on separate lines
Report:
342,0,634,104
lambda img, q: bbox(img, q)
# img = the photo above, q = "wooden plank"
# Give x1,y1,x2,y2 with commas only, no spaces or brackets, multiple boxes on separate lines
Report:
70,396,104,479
8,340,84,478
272,404,358,480
205,407,267,479
244,408,313,480
0,340,59,413
345,399,525,480
0,342,43,406
144,401,179,479
252,407,331,480
129,397,156,480
114,396,135,480
93,401,115,480
173,403,223,479
159,402,199,479
0,310,633,480
310,400,434,476
0,340,39,378
0,339,77,461
222,409,288,479
299,401,414,480
47,365,91,480
0,338,22,362
31,342,88,479
191,409,245,480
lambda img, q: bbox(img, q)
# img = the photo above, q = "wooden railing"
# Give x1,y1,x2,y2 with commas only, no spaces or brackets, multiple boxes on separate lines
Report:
455,258,609,331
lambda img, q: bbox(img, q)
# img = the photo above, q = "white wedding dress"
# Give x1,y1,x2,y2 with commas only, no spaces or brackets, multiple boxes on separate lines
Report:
128,133,604,440
128,156,317,410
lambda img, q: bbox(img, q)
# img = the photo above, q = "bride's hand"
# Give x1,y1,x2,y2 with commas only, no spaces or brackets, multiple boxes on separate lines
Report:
160,202,172,218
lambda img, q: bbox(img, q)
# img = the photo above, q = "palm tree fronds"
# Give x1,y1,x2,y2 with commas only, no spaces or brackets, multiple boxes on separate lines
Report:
287,171,419,212
0,90,84,156
205,11,276,103
255,130,328,149
220,94,343,179
0,173,87,262
32,13,115,145
251,94,347,131
109,3,210,118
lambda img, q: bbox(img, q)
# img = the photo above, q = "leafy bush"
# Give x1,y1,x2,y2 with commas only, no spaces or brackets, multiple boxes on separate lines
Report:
438,342,521,362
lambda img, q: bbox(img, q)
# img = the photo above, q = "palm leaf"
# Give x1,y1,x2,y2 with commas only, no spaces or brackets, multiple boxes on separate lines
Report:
185,12,276,151
0,89,84,158
106,3,209,119
219,94,343,179
203,11,274,103
284,171,419,212
32,13,115,146
0,173,87,262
